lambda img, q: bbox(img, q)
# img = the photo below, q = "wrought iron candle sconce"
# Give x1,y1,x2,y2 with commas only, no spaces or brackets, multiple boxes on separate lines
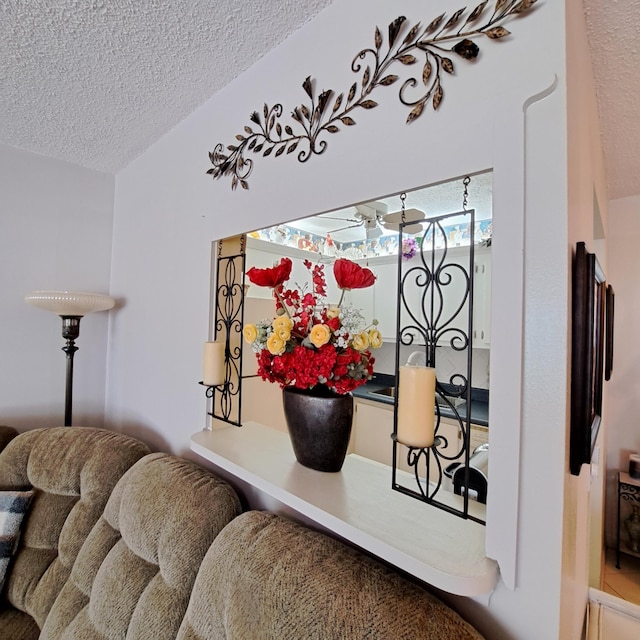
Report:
391,196,484,524
200,236,246,426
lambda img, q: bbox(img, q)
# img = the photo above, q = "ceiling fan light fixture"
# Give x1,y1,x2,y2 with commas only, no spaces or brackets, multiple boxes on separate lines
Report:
366,225,383,239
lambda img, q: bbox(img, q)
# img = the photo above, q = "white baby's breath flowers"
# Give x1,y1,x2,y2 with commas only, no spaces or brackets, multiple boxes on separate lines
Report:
339,305,366,335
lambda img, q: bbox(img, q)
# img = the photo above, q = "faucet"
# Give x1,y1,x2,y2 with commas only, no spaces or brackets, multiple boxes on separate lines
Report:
406,351,427,366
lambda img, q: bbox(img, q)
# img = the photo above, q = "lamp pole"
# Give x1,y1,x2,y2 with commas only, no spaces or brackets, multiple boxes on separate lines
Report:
61,316,81,426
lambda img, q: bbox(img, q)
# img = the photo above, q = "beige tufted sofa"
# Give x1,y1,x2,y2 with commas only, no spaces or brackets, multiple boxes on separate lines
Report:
0,427,151,638
0,426,484,640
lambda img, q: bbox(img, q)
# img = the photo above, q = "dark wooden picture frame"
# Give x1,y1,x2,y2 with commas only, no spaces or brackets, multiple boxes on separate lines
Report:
605,284,615,381
570,242,606,476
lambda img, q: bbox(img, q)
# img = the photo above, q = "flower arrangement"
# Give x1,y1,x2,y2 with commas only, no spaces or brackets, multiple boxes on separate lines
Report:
243,257,381,395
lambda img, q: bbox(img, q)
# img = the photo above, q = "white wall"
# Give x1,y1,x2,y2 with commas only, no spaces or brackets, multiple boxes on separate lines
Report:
606,194,640,469
604,194,640,545
106,1,592,638
106,123,216,451
0,144,114,429
560,1,611,635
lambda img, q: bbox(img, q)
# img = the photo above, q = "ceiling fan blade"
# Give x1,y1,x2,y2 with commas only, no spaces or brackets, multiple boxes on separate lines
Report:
383,208,426,225
318,215,360,223
381,219,424,235
329,221,364,233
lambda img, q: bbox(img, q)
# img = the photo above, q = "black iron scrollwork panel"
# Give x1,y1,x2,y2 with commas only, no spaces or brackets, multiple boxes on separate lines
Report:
621,483,640,504
208,244,246,426
399,213,474,356
392,209,484,524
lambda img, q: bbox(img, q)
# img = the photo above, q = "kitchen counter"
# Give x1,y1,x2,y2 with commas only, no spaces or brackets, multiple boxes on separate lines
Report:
353,373,489,427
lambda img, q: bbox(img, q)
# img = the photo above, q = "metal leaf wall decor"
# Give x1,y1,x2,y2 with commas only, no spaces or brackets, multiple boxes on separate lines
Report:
207,0,538,190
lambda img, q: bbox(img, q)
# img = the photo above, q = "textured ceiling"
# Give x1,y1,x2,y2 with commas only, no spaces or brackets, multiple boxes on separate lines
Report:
0,1,638,201
0,0,333,173
584,0,640,200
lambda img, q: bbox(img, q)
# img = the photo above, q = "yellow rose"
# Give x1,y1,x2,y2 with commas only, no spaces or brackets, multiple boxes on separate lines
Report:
368,328,383,349
309,324,331,348
276,326,291,341
351,331,369,351
243,324,258,343
326,306,341,319
267,333,286,355
273,316,293,332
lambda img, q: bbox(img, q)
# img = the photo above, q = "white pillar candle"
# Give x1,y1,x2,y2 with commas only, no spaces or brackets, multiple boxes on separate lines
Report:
396,365,436,448
203,341,225,386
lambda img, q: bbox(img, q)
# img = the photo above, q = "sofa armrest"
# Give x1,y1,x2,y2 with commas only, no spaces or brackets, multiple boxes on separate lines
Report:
0,427,150,631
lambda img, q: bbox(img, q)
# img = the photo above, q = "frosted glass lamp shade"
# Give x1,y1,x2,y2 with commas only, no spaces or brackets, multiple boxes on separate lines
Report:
24,291,116,316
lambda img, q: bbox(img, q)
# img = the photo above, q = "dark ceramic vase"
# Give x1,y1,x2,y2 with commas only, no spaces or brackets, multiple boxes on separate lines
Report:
282,385,354,472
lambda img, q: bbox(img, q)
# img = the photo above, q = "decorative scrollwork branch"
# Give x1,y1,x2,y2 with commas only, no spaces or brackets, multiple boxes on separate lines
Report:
207,0,538,190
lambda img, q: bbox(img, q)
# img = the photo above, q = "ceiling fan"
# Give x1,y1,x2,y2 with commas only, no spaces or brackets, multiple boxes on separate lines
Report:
320,201,425,239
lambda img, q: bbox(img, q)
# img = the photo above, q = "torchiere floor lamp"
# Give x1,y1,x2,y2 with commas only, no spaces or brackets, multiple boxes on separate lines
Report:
25,291,116,426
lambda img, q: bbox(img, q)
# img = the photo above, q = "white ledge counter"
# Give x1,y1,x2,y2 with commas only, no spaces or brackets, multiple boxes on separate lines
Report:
191,421,498,597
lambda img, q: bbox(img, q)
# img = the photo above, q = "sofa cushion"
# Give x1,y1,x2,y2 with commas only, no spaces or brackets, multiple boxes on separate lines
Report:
0,490,34,591
0,607,41,640
40,452,242,640
177,511,484,640
0,427,150,632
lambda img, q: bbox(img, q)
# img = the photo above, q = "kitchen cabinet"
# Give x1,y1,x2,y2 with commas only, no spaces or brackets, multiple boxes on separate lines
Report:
370,260,399,341
470,424,489,453
241,376,288,433
245,238,490,349
352,398,484,485
346,285,375,327
472,249,492,348
368,246,491,349
352,398,395,468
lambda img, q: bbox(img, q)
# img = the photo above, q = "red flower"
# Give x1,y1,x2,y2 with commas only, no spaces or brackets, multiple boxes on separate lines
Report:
247,257,292,288
301,293,316,307
333,258,376,290
326,316,341,332
298,311,311,330
310,263,327,296
245,254,379,395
